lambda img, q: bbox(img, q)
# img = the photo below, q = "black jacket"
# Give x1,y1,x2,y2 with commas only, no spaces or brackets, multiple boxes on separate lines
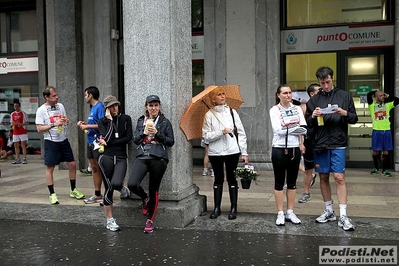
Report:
305,87,358,151
98,113,133,157
133,113,174,162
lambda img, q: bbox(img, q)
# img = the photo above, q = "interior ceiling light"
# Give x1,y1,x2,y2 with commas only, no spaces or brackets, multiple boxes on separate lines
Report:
351,63,374,70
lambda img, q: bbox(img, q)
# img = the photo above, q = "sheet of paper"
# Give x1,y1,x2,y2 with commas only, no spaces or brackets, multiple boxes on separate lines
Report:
320,104,338,114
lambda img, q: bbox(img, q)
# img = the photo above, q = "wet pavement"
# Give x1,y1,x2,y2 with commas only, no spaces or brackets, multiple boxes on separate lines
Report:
1,159,399,265
1,219,398,266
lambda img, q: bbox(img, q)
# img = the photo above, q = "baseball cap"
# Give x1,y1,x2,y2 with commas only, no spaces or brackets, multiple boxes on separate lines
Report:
146,95,160,104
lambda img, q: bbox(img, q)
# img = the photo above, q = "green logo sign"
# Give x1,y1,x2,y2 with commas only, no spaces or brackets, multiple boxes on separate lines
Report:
356,85,372,95
4,89,13,97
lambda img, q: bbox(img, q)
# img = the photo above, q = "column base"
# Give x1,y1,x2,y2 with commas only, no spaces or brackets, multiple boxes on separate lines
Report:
115,192,207,228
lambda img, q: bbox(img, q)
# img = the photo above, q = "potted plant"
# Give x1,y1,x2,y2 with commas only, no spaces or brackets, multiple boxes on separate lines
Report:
234,165,259,189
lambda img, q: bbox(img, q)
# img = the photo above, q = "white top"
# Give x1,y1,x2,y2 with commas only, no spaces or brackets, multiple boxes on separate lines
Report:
202,104,248,156
35,103,68,142
269,103,307,148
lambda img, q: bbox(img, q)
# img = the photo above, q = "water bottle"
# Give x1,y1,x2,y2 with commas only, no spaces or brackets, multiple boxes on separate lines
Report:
98,136,104,153
98,145,105,153
317,115,324,126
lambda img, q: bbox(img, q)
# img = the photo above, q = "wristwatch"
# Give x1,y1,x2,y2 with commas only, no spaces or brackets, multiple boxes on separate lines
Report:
50,123,55,128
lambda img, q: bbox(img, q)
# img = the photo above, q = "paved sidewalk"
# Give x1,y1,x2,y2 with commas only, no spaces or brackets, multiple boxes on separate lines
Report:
2,158,399,265
1,158,397,219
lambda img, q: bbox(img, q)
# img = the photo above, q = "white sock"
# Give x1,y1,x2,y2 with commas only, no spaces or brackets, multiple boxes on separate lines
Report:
286,209,293,215
325,200,333,212
278,210,284,215
87,167,92,172
339,204,347,217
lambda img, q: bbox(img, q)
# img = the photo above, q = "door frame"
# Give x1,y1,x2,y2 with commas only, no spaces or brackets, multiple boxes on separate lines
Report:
337,48,395,168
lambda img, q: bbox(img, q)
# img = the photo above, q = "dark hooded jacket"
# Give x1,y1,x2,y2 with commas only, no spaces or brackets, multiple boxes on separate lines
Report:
305,87,358,151
98,113,133,157
133,113,174,162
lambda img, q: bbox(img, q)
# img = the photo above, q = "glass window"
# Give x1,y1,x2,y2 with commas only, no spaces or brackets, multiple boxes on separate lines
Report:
285,53,336,91
285,0,389,28
192,0,203,33
1,13,6,53
11,10,37,53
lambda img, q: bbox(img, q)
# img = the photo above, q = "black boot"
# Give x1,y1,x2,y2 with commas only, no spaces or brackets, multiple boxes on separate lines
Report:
210,184,222,219
228,185,238,220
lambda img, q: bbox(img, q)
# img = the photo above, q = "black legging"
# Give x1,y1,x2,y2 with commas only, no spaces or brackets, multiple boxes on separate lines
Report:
271,147,301,190
98,154,127,206
128,158,168,221
208,153,240,186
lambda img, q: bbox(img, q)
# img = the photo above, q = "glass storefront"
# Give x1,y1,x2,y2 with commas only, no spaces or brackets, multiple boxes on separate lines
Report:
282,1,395,167
285,0,390,27
285,50,391,165
0,4,39,153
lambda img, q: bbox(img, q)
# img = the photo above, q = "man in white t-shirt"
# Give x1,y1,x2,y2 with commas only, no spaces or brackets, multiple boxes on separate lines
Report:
35,86,85,205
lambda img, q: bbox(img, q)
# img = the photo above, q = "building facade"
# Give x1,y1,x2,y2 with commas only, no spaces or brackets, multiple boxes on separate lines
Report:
1,0,398,225
0,0,399,170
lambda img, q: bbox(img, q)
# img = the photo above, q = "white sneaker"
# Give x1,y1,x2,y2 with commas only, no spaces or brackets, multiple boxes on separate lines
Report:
210,169,214,177
202,169,208,176
106,218,120,231
120,186,130,199
276,212,285,226
338,215,355,231
285,212,301,225
316,210,336,223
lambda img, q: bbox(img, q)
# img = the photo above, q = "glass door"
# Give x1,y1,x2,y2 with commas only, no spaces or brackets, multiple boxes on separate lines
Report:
338,48,394,167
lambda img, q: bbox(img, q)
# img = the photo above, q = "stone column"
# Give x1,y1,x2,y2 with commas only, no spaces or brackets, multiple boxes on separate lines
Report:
122,0,206,228
204,0,280,170
45,0,83,168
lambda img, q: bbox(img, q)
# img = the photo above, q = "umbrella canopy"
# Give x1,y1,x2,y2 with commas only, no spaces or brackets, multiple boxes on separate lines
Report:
180,85,244,141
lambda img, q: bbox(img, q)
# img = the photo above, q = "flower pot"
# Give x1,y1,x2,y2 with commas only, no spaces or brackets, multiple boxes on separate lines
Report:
240,179,252,189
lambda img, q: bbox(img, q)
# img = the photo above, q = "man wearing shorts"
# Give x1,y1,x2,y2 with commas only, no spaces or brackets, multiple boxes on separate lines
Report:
306,66,358,231
78,86,105,204
10,102,29,164
297,84,320,203
367,90,398,177
35,86,84,205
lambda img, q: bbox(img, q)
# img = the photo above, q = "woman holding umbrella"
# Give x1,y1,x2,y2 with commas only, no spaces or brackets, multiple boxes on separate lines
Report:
202,86,249,220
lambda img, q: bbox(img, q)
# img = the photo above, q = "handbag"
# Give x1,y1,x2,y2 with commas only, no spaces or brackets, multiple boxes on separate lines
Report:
229,108,238,142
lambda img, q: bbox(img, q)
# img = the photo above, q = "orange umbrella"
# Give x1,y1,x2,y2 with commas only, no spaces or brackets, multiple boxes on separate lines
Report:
180,85,244,141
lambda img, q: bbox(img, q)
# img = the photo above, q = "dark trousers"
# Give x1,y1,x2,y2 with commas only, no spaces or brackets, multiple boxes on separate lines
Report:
208,153,240,186
128,158,167,220
98,154,127,206
271,147,300,190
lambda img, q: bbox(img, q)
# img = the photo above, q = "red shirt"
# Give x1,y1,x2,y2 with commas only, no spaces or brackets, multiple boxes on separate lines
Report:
11,111,28,135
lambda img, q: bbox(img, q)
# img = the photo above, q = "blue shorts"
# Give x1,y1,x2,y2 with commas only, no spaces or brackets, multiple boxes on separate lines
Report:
44,139,75,166
371,130,393,151
314,148,346,174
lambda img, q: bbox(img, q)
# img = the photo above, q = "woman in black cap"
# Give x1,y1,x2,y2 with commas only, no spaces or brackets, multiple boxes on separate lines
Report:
98,95,133,231
128,95,174,233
